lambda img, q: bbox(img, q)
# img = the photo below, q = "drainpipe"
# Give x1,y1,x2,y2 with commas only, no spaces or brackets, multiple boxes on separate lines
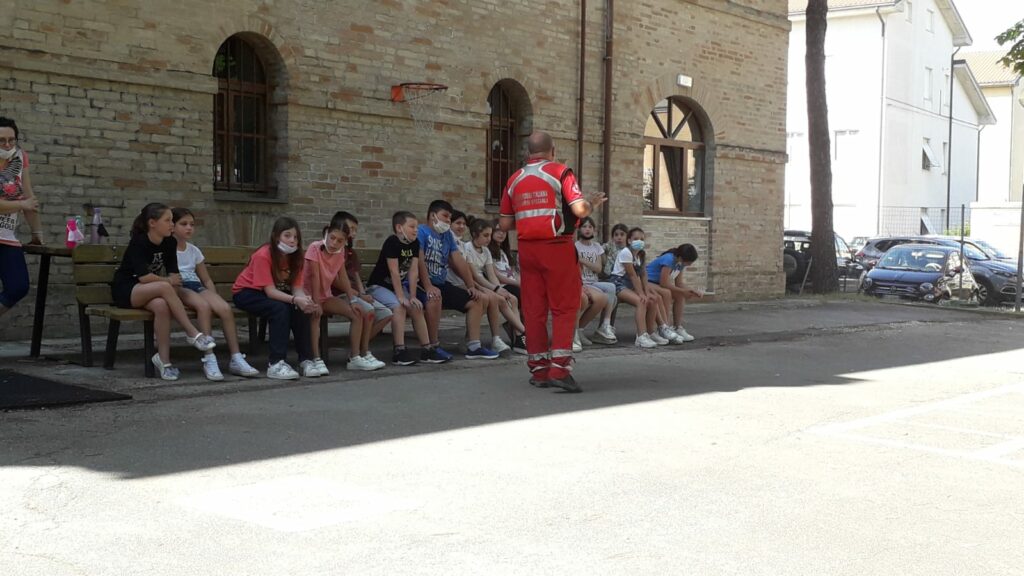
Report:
975,124,984,203
945,49,962,231
875,7,888,235
577,0,587,185
601,0,614,240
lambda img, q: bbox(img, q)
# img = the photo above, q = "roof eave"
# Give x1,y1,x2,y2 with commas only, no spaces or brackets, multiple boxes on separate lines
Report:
954,63,996,125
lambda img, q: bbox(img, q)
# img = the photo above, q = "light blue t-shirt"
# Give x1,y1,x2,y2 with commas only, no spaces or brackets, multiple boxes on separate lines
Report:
417,223,460,285
646,252,685,283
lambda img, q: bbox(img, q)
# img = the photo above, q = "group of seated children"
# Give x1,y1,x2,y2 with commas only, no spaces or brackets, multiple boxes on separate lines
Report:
574,220,704,351
110,200,703,382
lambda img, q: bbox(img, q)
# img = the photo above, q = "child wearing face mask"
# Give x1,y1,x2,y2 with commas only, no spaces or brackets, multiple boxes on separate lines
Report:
232,216,318,380
575,216,618,345
609,227,662,349
304,219,385,374
366,211,434,366
172,207,260,380
417,199,498,361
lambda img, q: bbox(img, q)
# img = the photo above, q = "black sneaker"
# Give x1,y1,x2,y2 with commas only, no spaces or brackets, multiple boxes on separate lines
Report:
548,374,582,393
511,334,528,355
393,347,418,366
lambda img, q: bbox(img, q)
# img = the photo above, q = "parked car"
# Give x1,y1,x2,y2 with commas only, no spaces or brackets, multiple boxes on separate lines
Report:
848,236,869,257
861,244,977,304
917,236,1020,306
856,235,1018,305
783,230,859,285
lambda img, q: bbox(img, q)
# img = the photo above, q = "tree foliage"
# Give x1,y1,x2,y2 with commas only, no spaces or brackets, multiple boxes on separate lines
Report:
997,19,1024,76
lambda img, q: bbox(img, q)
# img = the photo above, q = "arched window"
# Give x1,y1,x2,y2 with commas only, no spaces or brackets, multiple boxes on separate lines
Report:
643,98,706,215
486,80,532,206
213,36,272,194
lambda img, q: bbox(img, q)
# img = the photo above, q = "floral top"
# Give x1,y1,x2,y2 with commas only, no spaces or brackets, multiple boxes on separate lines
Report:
0,149,27,247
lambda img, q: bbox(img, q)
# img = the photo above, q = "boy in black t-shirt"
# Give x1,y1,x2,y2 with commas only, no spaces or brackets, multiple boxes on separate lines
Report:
366,211,434,366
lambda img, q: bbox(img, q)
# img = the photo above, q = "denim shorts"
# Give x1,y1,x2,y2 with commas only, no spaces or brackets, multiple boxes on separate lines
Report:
181,280,205,293
610,274,634,294
351,291,394,321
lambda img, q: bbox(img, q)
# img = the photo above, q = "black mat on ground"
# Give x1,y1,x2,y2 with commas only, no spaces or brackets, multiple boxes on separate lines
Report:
0,369,131,410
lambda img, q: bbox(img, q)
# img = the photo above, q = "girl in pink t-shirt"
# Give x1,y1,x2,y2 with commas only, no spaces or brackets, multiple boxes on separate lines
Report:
304,219,383,372
232,216,318,380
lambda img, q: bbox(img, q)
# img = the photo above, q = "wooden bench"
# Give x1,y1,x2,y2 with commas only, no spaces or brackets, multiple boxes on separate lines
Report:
73,245,258,377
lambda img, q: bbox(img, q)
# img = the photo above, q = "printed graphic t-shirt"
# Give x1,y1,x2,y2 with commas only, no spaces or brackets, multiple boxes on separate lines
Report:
417,224,459,286
368,235,420,288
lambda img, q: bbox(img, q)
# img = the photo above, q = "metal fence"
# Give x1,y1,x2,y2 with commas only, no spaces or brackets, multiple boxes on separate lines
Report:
878,206,971,237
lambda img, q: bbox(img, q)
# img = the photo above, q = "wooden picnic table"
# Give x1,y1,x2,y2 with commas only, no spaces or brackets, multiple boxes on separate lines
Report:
23,243,72,357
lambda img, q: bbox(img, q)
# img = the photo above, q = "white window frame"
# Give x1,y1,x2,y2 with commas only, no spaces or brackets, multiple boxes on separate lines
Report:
924,67,933,104
906,0,913,23
926,9,934,32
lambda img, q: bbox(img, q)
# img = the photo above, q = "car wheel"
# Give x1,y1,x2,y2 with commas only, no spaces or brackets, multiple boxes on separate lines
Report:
784,249,806,285
976,278,997,306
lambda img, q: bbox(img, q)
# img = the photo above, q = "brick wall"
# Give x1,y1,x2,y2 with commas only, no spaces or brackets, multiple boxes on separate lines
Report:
0,0,789,340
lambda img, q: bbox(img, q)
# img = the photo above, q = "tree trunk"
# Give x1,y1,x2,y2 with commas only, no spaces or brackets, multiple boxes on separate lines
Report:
805,0,838,293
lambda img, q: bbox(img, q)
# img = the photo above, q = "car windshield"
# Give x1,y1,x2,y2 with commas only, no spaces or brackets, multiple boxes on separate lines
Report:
877,247,948,272
972,239,1012,260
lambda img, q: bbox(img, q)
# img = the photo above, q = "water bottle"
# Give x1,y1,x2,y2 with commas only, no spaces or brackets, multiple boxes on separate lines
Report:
75,215,86,244
66,218,84,249
91,208,102,244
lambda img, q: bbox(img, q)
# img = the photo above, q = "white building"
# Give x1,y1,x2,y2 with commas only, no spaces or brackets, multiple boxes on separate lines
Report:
785,0,995,240
964,50,1024,253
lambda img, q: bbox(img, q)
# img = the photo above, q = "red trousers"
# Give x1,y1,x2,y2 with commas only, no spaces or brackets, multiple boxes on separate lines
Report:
518,236,582,380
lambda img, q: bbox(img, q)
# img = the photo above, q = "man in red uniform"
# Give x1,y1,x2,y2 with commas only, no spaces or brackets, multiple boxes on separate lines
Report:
499,131,605,393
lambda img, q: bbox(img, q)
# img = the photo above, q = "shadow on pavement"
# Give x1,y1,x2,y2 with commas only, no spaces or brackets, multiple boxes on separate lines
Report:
2,299,1022,479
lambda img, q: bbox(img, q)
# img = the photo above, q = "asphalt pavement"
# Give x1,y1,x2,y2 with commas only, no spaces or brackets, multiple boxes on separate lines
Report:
2,298,1022,575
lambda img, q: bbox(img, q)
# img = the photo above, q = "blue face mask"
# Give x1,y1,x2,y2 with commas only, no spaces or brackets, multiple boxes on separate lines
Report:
630,240,645,251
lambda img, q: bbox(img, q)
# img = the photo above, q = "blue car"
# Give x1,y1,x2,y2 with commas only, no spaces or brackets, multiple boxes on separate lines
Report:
862,244,977,304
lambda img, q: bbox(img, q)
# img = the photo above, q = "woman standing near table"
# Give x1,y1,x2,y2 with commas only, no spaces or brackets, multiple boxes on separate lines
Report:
0,117,43,318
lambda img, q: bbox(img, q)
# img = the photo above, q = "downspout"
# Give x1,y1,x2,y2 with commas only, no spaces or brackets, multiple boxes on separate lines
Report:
875,7,888,235
577,0,587,184
945,49,962,231
975,124,984,203
601,0,614,240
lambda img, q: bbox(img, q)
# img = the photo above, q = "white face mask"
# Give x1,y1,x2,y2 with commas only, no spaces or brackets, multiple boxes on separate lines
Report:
432,218,451,234
277,241,298,255
398,230,412,244
0,147,17,161
322,235,343,254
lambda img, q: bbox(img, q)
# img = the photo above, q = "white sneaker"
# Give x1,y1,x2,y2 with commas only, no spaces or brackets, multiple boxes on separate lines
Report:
151,353,180,381
300,360,320,378
201,354,224,381
649,331,670,345
186,332,216,352
347,355,378,371
312,357,330,376
362,352,386,370
491,336,511,355
635,333,658,349
674,326,695,342
572,332,583,353
577,330,593,346
267,360,299,380
228,354,260,377
595,324,618,344
659,326,685,345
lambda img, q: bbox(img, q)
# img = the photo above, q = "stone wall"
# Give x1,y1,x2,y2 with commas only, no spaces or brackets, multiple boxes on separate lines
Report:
0,0,789,339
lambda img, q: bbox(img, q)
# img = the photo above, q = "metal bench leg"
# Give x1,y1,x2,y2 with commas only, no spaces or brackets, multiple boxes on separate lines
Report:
257,317,267,344
79,304,93,367
247,313,259,355
320,314,330,364
143,320,155,378
103,319,121,370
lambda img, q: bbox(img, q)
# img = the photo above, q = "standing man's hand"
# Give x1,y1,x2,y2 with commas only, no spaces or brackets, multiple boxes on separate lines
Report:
587,192,607,209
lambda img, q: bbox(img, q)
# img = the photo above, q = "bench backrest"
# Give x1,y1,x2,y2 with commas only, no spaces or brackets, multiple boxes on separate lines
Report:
73,244,382,305
72,245,255,306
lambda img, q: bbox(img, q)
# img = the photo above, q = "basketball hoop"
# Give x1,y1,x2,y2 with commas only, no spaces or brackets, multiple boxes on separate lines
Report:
391,82,448,136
